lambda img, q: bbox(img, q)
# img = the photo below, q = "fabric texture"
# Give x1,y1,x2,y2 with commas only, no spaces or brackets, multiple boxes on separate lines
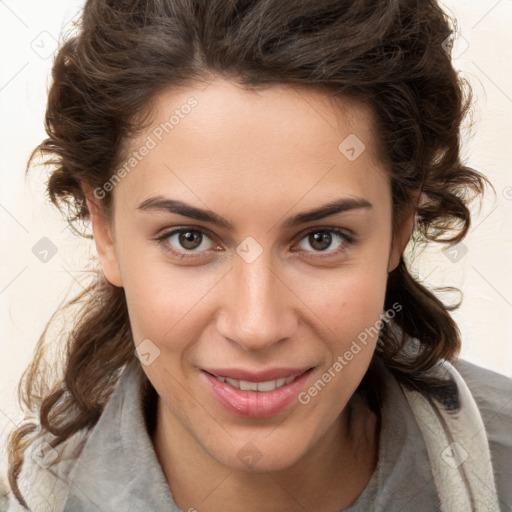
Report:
7,352,512,512
401,360,500,511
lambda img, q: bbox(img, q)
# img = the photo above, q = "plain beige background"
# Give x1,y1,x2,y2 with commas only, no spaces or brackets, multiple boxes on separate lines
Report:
1,0,511,483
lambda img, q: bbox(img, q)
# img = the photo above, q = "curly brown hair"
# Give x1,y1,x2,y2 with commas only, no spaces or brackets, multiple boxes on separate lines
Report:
8,0,492,507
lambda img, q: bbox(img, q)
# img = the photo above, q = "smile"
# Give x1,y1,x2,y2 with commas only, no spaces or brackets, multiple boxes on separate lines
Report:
202,368,314,418
213,374,301,391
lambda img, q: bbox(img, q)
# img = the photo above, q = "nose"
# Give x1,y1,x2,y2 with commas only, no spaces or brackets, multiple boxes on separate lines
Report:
216,252,298,352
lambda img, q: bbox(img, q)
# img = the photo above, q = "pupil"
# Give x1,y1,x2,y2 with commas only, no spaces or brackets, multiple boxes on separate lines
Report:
179,231,201,250
310,232,331,251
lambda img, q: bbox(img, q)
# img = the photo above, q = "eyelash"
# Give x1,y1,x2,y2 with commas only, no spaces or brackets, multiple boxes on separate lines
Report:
154,226,355,261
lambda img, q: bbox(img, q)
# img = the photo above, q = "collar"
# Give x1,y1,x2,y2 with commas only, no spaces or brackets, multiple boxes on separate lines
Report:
62,361,179,511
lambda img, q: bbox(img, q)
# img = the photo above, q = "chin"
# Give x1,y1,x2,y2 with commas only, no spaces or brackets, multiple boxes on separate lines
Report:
208,437,309,474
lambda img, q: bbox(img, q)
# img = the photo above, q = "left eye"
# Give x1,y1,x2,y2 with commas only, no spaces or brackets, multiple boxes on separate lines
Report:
295,228,352,254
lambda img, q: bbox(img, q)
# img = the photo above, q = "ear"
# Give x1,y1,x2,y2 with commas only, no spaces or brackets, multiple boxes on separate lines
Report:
387,189,422,274
82,184,123,287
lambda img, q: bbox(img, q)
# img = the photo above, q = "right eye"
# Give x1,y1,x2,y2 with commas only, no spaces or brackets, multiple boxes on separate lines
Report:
155,227,222,259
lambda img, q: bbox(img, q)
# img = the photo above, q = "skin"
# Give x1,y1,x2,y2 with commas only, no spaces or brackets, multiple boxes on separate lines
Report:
85,78,416,511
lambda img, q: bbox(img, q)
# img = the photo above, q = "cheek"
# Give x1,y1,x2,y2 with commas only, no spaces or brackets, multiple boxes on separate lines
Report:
342,267,388,323
119,244,220,353
290,258,388,340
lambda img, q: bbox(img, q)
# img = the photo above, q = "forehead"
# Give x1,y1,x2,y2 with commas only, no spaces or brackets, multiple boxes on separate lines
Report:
114,78,390,216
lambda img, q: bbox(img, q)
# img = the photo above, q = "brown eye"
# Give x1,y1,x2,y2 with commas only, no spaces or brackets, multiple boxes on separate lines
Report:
155,227,219,259
308,231,333,251
178,230,203,250
294,227,354,258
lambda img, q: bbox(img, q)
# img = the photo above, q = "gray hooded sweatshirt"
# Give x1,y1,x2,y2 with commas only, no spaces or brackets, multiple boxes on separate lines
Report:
7,357,512,512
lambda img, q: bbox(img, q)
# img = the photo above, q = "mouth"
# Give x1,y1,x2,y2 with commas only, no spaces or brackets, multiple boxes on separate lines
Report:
204,368,311,392
201,367,314,418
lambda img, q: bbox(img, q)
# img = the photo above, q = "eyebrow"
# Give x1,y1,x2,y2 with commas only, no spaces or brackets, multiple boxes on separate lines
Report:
136,195,373,230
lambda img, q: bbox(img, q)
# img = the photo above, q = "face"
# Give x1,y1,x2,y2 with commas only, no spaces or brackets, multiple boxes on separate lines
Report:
87,78,413,473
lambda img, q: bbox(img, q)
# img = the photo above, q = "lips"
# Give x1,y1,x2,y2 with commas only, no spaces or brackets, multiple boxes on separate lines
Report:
202,367,312,382
201,367,314,418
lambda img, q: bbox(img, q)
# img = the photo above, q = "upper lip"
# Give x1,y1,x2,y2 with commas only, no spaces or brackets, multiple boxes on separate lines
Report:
202,367,313,382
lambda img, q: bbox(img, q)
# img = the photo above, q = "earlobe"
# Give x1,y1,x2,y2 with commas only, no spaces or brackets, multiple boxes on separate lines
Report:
387,190,422,274
387,210,415,273
82,185,123,287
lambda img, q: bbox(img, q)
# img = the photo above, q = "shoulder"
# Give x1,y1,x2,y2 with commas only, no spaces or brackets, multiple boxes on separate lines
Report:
452,358,512,423
7,428,91,512
453,358,512,508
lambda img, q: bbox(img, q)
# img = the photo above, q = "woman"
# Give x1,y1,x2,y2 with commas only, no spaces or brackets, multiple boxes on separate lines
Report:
6,0,512,511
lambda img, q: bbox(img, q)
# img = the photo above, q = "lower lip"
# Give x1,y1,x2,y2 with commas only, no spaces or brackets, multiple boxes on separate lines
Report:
202,368,314,418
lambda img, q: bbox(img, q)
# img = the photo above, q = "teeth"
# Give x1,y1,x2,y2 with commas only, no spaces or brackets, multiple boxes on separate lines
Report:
239,380,258,391
225,377,239,388
216,374,300,391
